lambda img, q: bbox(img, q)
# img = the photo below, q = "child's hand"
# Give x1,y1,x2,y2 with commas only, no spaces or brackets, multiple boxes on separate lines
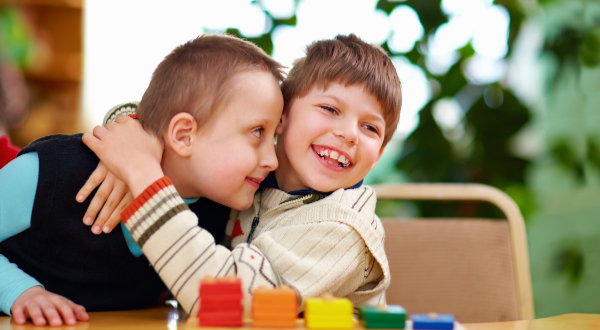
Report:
76,162,133,234
11,286,89,327
83,115,164,198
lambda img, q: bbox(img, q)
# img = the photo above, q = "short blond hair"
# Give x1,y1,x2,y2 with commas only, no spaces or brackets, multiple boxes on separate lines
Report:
281,34,402,147
138,34,285,136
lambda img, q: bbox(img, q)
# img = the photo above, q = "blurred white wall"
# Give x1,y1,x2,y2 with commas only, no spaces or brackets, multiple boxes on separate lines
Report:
83,0,508,138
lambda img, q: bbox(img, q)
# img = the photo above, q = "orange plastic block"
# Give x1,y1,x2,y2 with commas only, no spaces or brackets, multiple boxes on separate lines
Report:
253,319,297,328
253,286,297,305
252,286,298,328
198,276,244,327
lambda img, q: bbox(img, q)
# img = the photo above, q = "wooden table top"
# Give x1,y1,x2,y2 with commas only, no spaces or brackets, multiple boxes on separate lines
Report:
1,307,599,330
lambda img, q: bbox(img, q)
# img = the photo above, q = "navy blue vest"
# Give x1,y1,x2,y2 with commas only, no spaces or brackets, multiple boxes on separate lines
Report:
0,134,229,311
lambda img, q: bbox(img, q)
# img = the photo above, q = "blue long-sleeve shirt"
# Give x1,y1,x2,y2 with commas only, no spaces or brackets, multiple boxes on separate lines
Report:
0,153,198,315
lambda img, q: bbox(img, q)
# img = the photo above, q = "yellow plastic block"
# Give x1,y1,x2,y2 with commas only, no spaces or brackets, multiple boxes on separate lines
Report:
305,319,354,329
305,297,353,315
305,296,354,329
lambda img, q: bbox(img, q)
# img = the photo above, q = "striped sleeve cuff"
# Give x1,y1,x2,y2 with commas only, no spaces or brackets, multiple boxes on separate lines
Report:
120,176,190,248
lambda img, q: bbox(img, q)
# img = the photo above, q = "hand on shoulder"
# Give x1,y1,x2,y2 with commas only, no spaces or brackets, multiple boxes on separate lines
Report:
83,115,165,198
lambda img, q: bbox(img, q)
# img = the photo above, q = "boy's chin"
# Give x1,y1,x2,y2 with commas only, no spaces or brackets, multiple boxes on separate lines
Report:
304,179,347,193
223,196,254,211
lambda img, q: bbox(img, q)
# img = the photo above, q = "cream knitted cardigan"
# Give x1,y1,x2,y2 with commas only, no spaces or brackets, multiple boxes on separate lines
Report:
121,177,390,316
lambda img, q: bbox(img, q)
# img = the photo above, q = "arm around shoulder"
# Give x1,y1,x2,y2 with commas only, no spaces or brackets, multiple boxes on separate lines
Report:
120,177,281,316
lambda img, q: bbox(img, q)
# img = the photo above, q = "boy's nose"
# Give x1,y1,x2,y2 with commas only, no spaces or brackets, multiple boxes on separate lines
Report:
260,142,278,171
334,119,359,145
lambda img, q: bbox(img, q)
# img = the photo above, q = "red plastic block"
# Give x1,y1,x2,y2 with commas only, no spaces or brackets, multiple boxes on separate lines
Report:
201,295,244,310
200,277,243,295
199,317,244,327
198,276,245,327
198,308,243,327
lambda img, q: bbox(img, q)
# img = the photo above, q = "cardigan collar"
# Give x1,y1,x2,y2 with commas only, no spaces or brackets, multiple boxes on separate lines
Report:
260,171,363,196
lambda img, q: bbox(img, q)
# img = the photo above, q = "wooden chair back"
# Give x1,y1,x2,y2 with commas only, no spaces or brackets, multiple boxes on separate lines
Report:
372,183,534,323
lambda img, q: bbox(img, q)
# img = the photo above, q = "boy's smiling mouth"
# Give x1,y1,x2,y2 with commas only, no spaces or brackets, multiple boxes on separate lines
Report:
312,145,353,170
245,176,264,188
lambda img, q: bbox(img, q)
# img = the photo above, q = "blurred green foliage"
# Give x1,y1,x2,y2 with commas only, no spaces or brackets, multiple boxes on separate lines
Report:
241,0,535,218
531,0,600,302
588,139,600,170
0,6,38,68
552,242,585,286
244,0,600,295
550,141,586,185
384,0,533,219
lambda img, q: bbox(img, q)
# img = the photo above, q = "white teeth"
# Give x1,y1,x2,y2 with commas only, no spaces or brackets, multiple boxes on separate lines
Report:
317,149,329,157
316,147,350,167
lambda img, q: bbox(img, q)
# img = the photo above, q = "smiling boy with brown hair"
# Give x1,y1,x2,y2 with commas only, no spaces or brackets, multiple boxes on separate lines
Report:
85,34,402,315
0,33,285,326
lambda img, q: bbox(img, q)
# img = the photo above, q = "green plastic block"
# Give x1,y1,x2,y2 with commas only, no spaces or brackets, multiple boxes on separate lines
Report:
358,305,406,329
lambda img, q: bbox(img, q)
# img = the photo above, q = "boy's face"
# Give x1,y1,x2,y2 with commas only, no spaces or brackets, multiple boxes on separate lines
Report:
275,82,385,193
186,70,283,210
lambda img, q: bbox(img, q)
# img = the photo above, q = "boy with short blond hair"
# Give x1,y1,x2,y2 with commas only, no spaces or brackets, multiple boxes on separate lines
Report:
86,34,402,315
0,33,285,326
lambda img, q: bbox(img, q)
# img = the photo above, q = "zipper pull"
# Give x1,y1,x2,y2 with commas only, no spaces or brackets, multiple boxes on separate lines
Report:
246,216,260,243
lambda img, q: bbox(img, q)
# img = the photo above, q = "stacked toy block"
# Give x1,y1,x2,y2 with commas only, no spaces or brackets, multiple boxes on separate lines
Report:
305,294,354,329
252,285,298,328
198,276,244,327
358,305,406,329
411,313,455,329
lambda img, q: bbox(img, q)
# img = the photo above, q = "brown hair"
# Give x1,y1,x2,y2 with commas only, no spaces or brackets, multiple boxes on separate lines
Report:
281,34,402,147
138,34,285,136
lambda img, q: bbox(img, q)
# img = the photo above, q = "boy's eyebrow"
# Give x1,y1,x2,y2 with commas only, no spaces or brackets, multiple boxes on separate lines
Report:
319,93,347,106
365,113,386,127
321,93,385,125
247,117,275,126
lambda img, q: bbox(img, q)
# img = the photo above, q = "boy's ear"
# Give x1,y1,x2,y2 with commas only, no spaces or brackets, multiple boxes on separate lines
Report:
370,146,386,170
275,113,287,135
165,113,197,158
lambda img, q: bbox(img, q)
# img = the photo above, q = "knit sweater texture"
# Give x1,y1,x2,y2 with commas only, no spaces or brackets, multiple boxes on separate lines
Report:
121,177,390,316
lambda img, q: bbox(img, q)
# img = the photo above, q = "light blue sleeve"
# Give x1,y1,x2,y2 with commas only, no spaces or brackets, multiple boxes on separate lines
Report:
0,152,43,315
0,152,187,314
121,222,142,257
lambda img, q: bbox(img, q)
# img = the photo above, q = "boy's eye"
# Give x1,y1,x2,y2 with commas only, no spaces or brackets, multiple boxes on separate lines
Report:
320,105,338,114
252,128,263,138
363,124,379,134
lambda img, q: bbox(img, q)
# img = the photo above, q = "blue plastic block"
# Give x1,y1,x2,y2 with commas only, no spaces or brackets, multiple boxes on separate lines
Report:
411,313,454,329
